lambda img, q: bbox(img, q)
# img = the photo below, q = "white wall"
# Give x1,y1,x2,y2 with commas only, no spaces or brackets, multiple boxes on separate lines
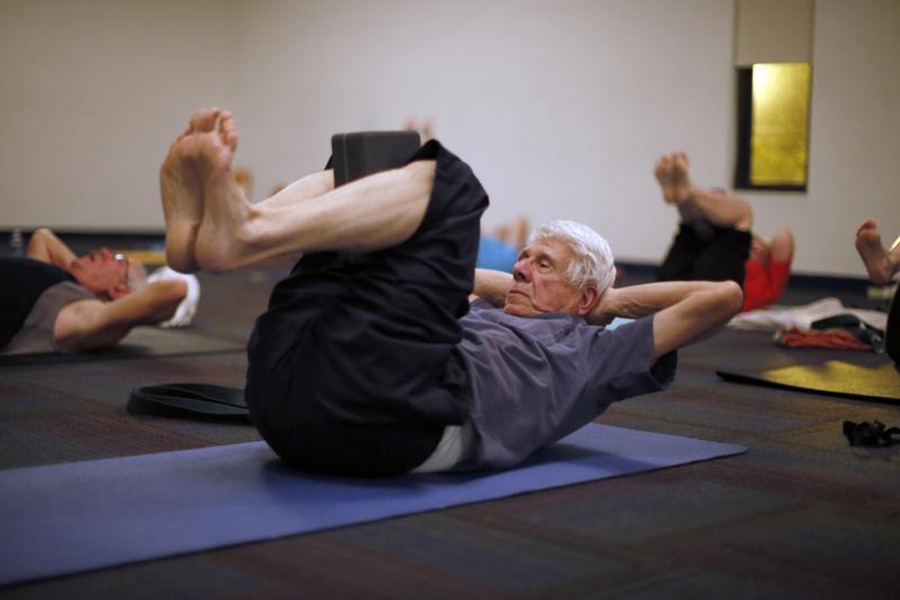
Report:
230,0,734,270
0,0,237,231
1,0,897,276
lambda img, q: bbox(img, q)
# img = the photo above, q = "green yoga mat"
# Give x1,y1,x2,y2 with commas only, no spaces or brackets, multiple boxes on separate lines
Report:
718,360,900,402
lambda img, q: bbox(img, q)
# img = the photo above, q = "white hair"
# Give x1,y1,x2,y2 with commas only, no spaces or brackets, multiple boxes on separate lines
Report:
125,259,148,293
528,220,616,294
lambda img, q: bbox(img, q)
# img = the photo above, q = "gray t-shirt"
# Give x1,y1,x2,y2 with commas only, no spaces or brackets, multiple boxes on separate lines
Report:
457,299,677,469
0,281,94,355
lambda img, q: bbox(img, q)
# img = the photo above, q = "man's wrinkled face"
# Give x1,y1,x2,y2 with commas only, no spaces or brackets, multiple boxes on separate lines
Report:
504,238,584,317
69,248,129,298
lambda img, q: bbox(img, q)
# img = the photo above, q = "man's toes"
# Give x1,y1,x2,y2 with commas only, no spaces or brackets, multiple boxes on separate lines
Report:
189,107,221,133
654,157,670,180
223,129,239,152
857,219,878,237
219,112,238,152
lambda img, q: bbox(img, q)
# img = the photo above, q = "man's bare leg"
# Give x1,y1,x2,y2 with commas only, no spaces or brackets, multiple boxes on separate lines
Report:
856,219,900,285
160,107,225,273
655,152,752,231
254,170,336,211
164,109,436,273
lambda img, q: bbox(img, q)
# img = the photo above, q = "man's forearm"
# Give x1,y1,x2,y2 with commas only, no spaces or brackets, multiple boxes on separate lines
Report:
26,228,77,269
590,280,742,324
472,268,511,308
597,280,743,359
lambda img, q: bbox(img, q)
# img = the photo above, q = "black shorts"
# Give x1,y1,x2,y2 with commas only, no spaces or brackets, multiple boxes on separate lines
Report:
657,221,752,286
246,140,489,476
0,257,75,349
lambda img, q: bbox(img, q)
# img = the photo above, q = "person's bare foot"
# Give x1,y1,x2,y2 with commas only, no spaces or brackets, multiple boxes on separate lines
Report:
160,107,222,273
192,111,258,273
510,216,529,248
403,116,434,144
654,152,692,204
856,218,897,285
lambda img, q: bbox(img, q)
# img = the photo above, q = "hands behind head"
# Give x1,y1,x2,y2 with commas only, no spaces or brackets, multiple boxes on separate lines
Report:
587,287,618,327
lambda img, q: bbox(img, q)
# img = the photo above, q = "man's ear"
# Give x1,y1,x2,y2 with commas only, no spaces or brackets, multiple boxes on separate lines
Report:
576,285,600,317
107,284,128,301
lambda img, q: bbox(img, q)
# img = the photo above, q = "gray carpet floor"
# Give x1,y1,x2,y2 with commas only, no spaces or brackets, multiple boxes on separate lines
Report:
1,254,898,599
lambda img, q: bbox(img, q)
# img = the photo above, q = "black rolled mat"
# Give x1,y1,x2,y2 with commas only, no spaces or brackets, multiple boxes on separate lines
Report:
128,383,249,423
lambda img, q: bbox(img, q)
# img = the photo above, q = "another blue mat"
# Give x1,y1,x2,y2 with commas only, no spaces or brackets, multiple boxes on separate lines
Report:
0,424,745,586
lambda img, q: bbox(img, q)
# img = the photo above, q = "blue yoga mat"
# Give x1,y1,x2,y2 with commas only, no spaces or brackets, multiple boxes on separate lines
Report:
0,424,745,586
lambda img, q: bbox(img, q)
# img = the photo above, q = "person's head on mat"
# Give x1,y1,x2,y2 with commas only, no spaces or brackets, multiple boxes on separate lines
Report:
158,106,742,477
27,228,148,300
0,227,185,355
68,247,148,300
504,220,614,319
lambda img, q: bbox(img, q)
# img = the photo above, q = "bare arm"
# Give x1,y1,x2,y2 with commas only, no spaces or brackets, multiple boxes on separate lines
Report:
590,280,743,359
471,268,512,307
26,228,78,269
53,279,188,352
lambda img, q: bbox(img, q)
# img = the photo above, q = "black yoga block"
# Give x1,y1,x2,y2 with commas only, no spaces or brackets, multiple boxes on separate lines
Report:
331,131,421,187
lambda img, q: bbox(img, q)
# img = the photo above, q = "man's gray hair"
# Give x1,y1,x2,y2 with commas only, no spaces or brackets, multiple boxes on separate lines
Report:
126,260,148,293
529,220,616,294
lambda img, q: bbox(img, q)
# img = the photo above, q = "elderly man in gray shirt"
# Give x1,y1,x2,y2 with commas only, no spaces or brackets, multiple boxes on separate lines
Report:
159,107,743,477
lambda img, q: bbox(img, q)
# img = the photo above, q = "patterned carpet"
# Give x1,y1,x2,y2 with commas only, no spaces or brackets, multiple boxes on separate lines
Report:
1,260,899,599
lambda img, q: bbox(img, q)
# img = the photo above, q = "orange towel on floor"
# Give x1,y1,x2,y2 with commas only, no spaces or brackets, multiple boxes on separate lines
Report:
775,328,873,351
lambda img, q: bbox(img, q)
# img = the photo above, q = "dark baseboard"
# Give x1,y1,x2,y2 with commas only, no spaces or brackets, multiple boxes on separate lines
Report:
2,229,164,241
0,231,877,293
1,229,165,256
614,260,871,293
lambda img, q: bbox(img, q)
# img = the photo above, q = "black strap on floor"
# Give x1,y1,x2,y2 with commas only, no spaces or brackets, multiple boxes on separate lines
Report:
842,420,900,447
128,383,250,424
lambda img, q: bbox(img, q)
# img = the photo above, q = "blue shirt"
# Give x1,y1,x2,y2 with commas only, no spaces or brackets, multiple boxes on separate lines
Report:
457,300,677,469
476,236,519,273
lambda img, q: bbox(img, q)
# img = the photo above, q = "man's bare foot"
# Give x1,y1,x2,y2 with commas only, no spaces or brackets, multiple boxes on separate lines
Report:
160,107,222,273
192,111,259,273
654,152,692,204
403,116,434,144
856,219,898,285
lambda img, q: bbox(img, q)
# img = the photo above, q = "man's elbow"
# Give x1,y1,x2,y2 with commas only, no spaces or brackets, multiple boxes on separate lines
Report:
151,279,189,322
30,227,54,242
165,278,189,309
25,228,49,256
169,278,189,301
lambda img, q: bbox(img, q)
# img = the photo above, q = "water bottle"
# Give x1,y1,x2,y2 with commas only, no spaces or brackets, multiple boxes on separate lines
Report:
9,229,24,256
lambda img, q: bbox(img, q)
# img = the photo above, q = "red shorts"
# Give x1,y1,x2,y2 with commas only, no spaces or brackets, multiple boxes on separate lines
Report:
742,258,791,312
